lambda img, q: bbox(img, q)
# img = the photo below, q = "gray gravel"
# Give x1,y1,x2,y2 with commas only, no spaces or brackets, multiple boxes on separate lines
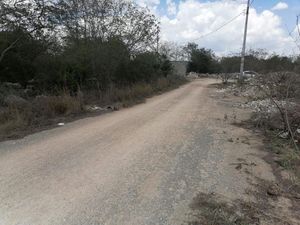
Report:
0,79,248,225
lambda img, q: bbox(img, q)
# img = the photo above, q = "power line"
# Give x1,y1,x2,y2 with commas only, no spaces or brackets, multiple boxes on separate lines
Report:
269,0,300,53
281,18,300,52
189,0,253,42
189,11,245,42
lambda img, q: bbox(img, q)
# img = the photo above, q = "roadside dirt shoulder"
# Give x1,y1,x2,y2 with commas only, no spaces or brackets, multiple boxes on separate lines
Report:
182,81,300,225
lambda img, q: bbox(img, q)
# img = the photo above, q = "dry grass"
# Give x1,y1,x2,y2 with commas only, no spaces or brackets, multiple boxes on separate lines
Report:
0,93,84,139
102,83,154,104
186,193,260,225
84,76,187,107
0,109,29,135
186,190,297,225
233,72,300,178
0,76,187,140
265,132,300,179
34,94,83,117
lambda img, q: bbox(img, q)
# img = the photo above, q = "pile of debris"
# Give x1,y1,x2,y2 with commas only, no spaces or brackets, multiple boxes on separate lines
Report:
218,75,300,144
241,99,295,114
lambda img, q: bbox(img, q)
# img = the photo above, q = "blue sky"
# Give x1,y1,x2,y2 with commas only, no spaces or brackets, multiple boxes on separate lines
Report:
137,0,300,55
160,0,299,29
253,0,299,30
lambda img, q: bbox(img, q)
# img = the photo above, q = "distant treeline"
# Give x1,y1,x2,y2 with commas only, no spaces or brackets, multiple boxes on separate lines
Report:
160,42,300,74
188,45,300,74
0,0,172,93
219,49,300,74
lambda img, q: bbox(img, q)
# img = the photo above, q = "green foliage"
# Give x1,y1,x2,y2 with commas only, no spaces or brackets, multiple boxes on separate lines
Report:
0,31,48,86
186,43,220,74
220,56,240,73
184,45,298,75
160,54,173,77
0,0,172,94
219,49,297,73
120,52,160,84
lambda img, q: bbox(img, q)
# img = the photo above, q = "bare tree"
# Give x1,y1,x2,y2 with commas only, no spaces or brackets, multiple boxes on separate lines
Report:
0,0,59,63
57,0,160,53
159,42,186,61
255,72,300,151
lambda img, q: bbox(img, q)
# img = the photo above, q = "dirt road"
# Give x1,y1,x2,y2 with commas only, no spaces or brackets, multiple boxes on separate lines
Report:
0,79,281,225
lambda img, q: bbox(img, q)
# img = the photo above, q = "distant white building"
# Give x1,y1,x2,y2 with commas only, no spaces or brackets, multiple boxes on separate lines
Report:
171,61,188,77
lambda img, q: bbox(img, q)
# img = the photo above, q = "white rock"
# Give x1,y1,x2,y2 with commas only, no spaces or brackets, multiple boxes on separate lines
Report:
279,132,288,139
86,105,105,111
216,89,226,93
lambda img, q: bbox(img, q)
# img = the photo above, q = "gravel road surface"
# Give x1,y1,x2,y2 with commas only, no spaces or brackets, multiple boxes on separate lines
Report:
0,79,258,225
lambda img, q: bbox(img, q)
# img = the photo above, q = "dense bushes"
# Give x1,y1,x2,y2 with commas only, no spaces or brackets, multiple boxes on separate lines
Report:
0,0,180,139
219,50,299,74
0,36,172,93
187,48,220,74
0,0,170,93
0,76,186,140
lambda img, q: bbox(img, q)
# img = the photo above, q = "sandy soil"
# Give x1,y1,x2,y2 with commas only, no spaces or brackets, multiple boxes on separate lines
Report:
0,79,298,225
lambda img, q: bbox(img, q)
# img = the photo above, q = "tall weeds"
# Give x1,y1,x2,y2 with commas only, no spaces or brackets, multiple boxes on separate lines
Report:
0,76,187,140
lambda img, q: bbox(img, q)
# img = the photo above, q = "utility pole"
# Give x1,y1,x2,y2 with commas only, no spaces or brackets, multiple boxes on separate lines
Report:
239,0,250,82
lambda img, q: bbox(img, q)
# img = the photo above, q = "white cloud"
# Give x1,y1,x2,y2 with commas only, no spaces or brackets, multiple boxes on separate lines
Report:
271,2,289,11
136,0,160,11
157,0,295,55
166,0,177,16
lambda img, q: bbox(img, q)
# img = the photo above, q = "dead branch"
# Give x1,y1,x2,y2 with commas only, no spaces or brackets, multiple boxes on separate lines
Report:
284,80,299,151
0,37,21,64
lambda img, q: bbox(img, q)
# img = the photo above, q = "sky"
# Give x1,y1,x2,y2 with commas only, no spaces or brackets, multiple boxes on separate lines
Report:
135,0,300,55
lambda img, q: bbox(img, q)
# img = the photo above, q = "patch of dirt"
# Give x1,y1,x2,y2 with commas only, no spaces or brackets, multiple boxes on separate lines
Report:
184,153,299,225
232,115,300,221
185,192,263,225
185,82,300,225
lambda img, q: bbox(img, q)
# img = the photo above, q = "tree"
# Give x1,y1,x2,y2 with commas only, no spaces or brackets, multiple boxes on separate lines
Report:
160,54,173,77
57,0,160,53
186,45,219,74
220,56,240,73
264,55,294,72
159,42,185,61
183,42,198,61
0,0,60,63
0,0,173,95
0,31,48,86
219,50,297,74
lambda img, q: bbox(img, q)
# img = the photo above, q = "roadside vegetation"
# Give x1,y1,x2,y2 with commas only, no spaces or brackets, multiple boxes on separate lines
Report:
246,73,299,178
0,0,188,140
0,77,186,140
217,72,300,178
187,192,268,225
